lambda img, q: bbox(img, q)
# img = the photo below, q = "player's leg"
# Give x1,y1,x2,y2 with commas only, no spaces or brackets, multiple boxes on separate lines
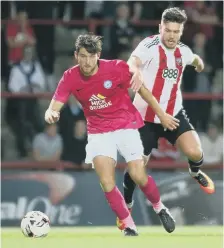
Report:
127,159,175,233
85,132,138,236
118,129,175,233
176,130,215,194
93,156,137,235
123,155,149,206
123,123,157,210
118,155,149,231
165,109,215,194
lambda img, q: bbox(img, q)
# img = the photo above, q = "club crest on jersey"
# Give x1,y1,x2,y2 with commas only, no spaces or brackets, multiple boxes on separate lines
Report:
104,80,112,89
176,57,182,66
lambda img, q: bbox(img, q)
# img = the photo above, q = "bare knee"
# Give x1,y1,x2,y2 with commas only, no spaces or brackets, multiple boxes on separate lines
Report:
185,147,203,161
100,177,115,192
128,160,148,187
177,131,203,162
93,156,116,192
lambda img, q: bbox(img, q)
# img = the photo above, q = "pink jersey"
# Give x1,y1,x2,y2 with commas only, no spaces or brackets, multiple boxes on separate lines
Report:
53,59,144,134
132,34,195,123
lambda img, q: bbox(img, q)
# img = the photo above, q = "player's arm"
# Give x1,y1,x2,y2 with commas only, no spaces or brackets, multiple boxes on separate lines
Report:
138,85,180,130
127,38,150,92
127,56,144,92
45,71,71,124
45,99,64,124
191,54,204,72
119,60,179,130
127,37,159,92
127,55,142,72
127,37,150,71
120,60,179,130
184,46,204,73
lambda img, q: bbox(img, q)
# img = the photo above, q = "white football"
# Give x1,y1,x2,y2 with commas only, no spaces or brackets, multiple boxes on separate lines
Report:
21,211,50,238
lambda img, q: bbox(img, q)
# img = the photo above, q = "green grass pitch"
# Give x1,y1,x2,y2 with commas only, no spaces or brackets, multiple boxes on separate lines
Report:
2,226,223,248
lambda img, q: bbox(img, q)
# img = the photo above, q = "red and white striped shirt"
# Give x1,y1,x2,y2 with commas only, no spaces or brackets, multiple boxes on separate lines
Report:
132,34,195,123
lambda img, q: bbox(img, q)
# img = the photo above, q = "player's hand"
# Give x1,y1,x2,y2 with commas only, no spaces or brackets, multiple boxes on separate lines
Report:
159,113,180,131
45,109,60,124
195,60,204,73
130,70,144,92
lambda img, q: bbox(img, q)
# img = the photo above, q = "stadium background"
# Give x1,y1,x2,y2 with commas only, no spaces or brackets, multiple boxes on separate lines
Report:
1,0,223,229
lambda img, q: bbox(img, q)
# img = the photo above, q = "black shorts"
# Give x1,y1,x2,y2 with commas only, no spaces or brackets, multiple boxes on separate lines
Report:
139,109,195,156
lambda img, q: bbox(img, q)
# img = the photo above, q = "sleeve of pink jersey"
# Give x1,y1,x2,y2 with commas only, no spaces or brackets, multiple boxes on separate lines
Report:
116,60,132,89
53,71,71,103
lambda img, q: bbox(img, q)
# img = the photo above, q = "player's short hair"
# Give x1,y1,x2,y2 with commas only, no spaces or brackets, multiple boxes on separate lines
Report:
75,34,103,54
162,7,187,24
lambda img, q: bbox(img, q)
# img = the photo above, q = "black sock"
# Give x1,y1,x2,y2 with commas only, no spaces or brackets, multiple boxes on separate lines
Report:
188,154,203,173
123,169,136,204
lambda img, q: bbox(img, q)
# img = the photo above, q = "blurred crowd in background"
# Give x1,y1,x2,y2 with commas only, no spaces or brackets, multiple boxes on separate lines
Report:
1,1,223,168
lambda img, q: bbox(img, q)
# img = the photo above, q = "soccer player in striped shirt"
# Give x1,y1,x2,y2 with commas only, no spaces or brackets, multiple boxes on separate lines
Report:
118,7,215,231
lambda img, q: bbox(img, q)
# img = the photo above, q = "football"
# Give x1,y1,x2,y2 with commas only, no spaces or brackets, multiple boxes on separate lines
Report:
21,211,50,238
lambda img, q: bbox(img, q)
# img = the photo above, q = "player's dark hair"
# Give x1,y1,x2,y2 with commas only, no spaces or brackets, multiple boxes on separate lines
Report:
75,34,103,54
162,7,187,24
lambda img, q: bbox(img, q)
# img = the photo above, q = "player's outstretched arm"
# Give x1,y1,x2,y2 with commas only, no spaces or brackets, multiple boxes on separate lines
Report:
127,55,142,71
138,85,179,131
191,54,204,73
45,70,71,124
128,56,144,92
45,99,64,124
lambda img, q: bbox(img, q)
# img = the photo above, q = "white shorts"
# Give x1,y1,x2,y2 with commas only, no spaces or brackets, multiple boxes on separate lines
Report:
85,129,144,164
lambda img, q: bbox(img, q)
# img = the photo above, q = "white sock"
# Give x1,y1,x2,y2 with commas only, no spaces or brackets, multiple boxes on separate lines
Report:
126,201,134,209
121,214,137,231
152,200,165,214
189,168,200,177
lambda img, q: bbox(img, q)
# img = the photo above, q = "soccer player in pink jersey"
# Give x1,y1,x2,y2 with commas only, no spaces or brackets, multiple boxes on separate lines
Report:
45,34,179,236
118,7,215,231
